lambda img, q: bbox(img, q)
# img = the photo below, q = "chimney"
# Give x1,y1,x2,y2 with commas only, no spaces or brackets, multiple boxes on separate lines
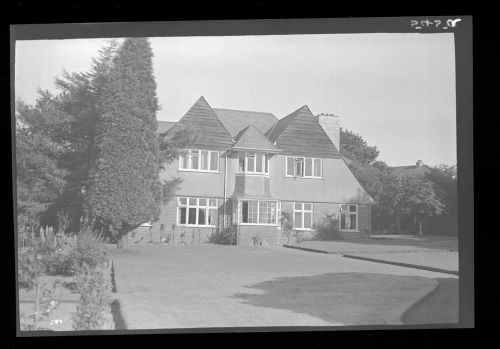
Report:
317,113,341,152
416,160,423,167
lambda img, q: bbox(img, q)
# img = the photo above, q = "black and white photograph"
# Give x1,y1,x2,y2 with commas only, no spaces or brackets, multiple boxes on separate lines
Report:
12,17,473,334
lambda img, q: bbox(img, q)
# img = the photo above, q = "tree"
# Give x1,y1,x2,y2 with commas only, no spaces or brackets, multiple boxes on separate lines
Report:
394,176,445,236
340,128,379,165
84,38,160,247
340,128,399,234
15,97,70,238
45,41,120,233
425,164,458,235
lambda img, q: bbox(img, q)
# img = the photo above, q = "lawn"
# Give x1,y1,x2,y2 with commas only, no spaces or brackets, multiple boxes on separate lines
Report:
109,245,453,329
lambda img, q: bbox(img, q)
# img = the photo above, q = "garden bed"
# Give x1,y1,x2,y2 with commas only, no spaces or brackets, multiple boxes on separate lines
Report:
18,261,116,331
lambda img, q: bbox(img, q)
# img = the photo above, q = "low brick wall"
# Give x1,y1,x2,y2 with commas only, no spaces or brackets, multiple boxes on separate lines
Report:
237,225,278,246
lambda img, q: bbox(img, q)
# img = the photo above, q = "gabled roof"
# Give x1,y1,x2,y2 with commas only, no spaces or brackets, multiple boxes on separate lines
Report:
157,120,175,134
389,164,432,179
268,105,342,158
231,124,281,153
212,108,278,137
165,96,233,150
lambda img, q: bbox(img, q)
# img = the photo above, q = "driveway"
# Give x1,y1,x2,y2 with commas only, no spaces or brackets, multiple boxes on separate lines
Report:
287,236,458,273
109,245,456,329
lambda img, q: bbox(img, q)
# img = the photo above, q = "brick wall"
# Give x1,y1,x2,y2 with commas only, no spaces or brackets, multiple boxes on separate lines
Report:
237,225,278,246
142,196,233,245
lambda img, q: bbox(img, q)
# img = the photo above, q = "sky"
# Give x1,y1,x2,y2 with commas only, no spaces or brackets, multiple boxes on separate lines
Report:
15,33,456,166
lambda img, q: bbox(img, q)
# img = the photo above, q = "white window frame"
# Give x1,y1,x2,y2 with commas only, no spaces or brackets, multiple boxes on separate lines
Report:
293,202,313,230
239,199,278,225
179,149,219,172
285,156,322,178
238,152,270,175
339,204,359,232
177,197,218,227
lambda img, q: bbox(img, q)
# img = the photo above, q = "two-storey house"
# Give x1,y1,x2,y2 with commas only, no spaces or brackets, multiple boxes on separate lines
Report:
152,96,375,245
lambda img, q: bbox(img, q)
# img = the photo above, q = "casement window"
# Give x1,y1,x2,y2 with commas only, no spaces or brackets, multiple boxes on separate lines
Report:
293,202,313,230
238,153,270,175
240,200,277,225
177,197,218,226
286,156,322,178
179,150,219,172
339,204,358,231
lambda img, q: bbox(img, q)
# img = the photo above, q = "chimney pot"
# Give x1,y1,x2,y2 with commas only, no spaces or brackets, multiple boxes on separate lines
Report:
416,160,423,167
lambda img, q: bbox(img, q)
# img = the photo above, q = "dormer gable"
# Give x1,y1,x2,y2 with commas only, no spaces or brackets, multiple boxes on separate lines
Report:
268,105,341,158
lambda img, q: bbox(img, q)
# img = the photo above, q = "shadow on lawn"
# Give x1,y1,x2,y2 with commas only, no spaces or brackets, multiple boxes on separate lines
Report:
402,278,459,324
232,272,438,325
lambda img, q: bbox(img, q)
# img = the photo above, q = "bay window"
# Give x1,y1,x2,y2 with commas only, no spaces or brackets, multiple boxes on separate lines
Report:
177,197,218,226
179,150,219,172
238,152,270,174
340,204,358,231
286,156,322,178
293,202,313,230
240,200,277,225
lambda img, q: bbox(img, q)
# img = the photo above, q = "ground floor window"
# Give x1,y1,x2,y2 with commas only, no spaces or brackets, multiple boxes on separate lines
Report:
240,200,277,225
177,197,218,226
340,204,358,231
293,202,313,230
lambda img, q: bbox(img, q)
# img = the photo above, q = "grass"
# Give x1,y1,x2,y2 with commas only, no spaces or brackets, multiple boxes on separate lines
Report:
402,278,459,324
109,245,441,328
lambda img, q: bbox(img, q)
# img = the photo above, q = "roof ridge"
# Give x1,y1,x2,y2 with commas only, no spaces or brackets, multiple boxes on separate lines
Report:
213,107,276,115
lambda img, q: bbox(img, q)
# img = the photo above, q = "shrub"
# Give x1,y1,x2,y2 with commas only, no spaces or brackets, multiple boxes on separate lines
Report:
71,232,106,273
280,211,294,244
45,234,77,276
72,265,111,330
18,247,45,290
251,235,260,245
313,214,343,241
209,227,237,245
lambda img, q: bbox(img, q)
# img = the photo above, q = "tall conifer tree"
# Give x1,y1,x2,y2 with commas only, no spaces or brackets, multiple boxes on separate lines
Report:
84,38,160,246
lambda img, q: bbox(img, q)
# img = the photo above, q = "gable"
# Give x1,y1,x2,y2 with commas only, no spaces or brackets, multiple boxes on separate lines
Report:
171,96,233,150
213,108,278,137
269,105,342,158
232,124,281,153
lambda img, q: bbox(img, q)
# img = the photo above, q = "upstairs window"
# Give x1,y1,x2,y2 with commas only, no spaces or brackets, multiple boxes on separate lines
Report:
179,150,219,172
238,153,269,175
340,204,358,231
286,156,322,178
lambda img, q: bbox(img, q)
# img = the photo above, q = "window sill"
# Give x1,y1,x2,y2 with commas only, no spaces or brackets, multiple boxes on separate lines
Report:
339,230,360,233
238,223,278,227
178,169,221,173
176,224,216,228
236,172,269,177
284,175,323,180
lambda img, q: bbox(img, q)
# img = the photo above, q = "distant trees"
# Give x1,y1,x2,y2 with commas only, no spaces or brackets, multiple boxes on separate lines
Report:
425,164,458,235
393,176,445,236
340,128,455,236
340,129,379,165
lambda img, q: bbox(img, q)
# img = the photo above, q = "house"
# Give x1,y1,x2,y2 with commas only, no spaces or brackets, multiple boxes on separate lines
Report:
389,160,432,179
150,96,375,245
